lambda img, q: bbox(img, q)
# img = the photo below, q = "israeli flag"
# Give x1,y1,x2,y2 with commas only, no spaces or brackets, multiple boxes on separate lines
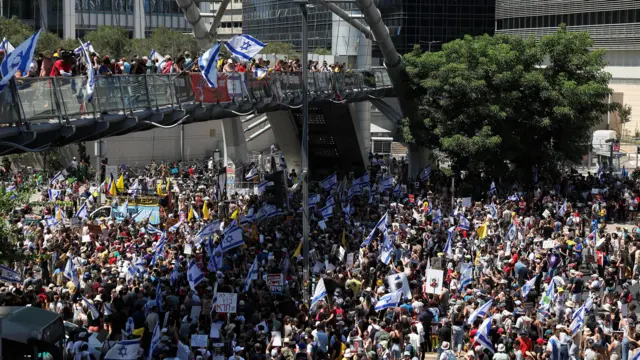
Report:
467,299,492,325
170,263,179,286
124,317,135,336
199,42,222,88
347,184,362,200
375,290,403,312
444,226,455,257
311,278,327,310
325,195,335,207
220,226,244,251
187,260,204,291
521,275,538,298
255,67,269,80
82,296,100,319
378,232,395,265
459,262,473,292
104,339,141,360
458,214,470,231
507,193,519,201
241,208,254,225
320,173,337,190
486,203,497,218
257,180,274,194
362,227,376,248
353,173,370,186
79,39,94,101
376,212,389,232
392,183,401,197
379,177,394,192
539,278,556,312
0,30,41,93
320,204,333,219
169,220,183,233
419,164,432,182
75,203,88,220
433,208,442,224
507,222,517,240
474,316,495,353
147,224,163,234
0,264,21,283
50,171,65,185
73,41,96,55
244,256,259,292
207,245,224,272
5,184,15,192
0,38,14,53
309,194,321,207
196,222,217,243
156,282,163,312
570,305,585,335
558,199,567,217
246,167,258,180
63,257,78,284
489,180,496,195
119,199,129,218
225,34,266,61
149,49,164,65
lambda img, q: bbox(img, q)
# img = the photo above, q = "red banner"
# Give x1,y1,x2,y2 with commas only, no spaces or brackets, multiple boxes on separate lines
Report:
190,73,232,103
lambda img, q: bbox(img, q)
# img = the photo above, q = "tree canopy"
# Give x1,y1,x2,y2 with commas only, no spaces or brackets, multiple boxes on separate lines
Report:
403,25,615,187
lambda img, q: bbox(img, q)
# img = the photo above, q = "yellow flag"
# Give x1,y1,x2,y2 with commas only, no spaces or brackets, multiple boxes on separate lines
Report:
477,223,488,239
475,249,481,266
188,206,194,222
230,208,239,220
341,229,346,248
292,239,303,258
115,174,125,193
156,180,163,196
109,179,117,196
203,201,210,220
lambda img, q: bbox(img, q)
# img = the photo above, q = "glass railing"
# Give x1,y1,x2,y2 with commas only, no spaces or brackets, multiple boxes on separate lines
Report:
2,68,390,124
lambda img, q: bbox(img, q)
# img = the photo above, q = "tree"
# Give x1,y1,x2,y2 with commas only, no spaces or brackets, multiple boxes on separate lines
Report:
60,38,82,53
262,42,298,57
148,28,198,59
85,26,131,59
0,16,33,44
0,185,32,264
403,25,614,187
313,48,331,55
36,32,62,54
129,38,153,59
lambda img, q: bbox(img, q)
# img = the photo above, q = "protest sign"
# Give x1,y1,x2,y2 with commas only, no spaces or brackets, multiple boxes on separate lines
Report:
213,292,238,313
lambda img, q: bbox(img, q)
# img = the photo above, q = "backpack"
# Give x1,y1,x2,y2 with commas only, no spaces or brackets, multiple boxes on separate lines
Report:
377,330,391,343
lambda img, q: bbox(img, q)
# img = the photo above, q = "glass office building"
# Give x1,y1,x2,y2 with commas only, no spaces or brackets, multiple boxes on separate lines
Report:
242,0,495,55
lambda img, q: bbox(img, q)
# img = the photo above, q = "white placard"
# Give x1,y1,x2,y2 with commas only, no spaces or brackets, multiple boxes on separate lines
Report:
338,246,346,261
387,272,412,300
184,244,193,255
312,262,323,273
260,234,264,243
190,334,208,348
213,292,238,313
346,253,354,268
542,209,551,219
461,197,472,208
424,269,444,295
318,220,326,230
271,331,282,347
543,240,555,249
82,235,91,243
209,321,223,338
190,305,201,319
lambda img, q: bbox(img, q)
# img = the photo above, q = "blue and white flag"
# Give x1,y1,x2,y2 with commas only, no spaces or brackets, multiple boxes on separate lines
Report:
570,305,585,335
0,38,14,53
458,214,470,231
244,255,259,292
309,194,321,207
78,39,95,101
378,232,395,265
245,167,258,180
321,173,337,190
82,296,100,319
325,195,335,207
147,224,163,234
149,49,164,67
375,290,403,312
444,226,455,257
0,264,21,283
50,171,65,185
119,199,129,218
376,212,389,232
539,278,555,313
199,42,222,88
486,203,497,218
459,262,473,292
170,263,179,286
220,226,244,251
187,260,204,291
433,208,442,224
507,222,517,240
353,173,370,186
474,315,495,353
241,208,254,225
124,317,135,336
75,202,88,219
392,183,401,197
521,275,538,298
196,221,218,243
379,177,394,192
207,245,224,272
0,30,41,93
347,184,362,200
310,278,327,310
320,204,333,219
149,324,161,358
104,339,140,360
558,199,567,217
156,282,163,312
225,34,266,61
508,193,519,202
64,257,79,286
489,180,496,195
419,164,432,182
74,41,96,55
257,180,274,194
467,299,492,325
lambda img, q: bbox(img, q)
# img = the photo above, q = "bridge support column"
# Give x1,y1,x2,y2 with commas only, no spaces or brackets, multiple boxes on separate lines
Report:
266,111,301,175
408,147,431,181
221,117,248,167
62,0,76,39
133,0,146,38
354,31,373,164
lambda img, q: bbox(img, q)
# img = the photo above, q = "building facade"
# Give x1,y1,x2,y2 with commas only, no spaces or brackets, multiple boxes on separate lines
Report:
203,0,243,38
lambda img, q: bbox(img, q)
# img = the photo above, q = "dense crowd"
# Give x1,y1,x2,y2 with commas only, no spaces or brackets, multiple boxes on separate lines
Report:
3,155,640,360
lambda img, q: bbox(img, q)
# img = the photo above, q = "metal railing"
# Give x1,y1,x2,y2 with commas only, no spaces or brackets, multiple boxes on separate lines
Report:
1,69,391,127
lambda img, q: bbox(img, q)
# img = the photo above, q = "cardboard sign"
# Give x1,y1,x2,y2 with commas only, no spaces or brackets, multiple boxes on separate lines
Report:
424,269,444,295
213,292,237,313
190,334,208,348
184,244,193,255
346,253,354,268
87,224,102,235
387,272,412,300
461,197,472,208
190,305,201,319
209,321,223,338
408,194,415,203
271,331,282,347
82,235,91,243
267,274,284,294
543,240,555,249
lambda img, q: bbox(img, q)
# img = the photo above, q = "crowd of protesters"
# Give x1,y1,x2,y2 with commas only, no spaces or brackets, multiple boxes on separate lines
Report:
3,153,640,360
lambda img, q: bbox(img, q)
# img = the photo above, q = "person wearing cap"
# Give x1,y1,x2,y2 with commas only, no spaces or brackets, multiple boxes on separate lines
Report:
438,341,455,360
295,342,312,360
230,346,246,360
492,344,508,360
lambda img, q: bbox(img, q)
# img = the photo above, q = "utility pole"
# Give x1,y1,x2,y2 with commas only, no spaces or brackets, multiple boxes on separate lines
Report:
294,0,310,306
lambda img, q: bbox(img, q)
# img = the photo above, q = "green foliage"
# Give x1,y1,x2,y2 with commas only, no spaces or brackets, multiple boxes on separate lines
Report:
262,42,297,57
60,38,82,52
85,26,131,59
403,25,614,186
313,48,331,55
129,38,153,59
619,103,632,124
0,16,33,44
0,185,33,264
147,28,198,59
36,32,63,54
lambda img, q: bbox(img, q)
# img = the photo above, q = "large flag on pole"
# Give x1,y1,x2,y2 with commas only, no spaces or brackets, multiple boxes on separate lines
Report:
467,299,493,325
310,278,327,310
224,34,266,61
0,38,14,53
199,42,222,88
79,39,95,101
0,30,41,93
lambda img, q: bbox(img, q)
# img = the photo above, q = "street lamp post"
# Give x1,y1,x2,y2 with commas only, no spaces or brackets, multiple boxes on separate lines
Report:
294,0,310,306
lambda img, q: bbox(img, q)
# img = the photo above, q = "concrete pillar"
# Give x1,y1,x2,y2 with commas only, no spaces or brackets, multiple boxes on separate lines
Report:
62,0,76,39
354,31,372,164
266,110,301,175
221,117,248,167
133,0,146,38
40,0,48,30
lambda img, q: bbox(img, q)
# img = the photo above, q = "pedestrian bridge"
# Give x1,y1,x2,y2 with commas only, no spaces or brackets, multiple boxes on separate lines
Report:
0,69,396,156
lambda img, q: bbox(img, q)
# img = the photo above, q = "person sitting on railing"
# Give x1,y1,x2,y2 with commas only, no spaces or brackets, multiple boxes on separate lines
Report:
39,50,54,78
